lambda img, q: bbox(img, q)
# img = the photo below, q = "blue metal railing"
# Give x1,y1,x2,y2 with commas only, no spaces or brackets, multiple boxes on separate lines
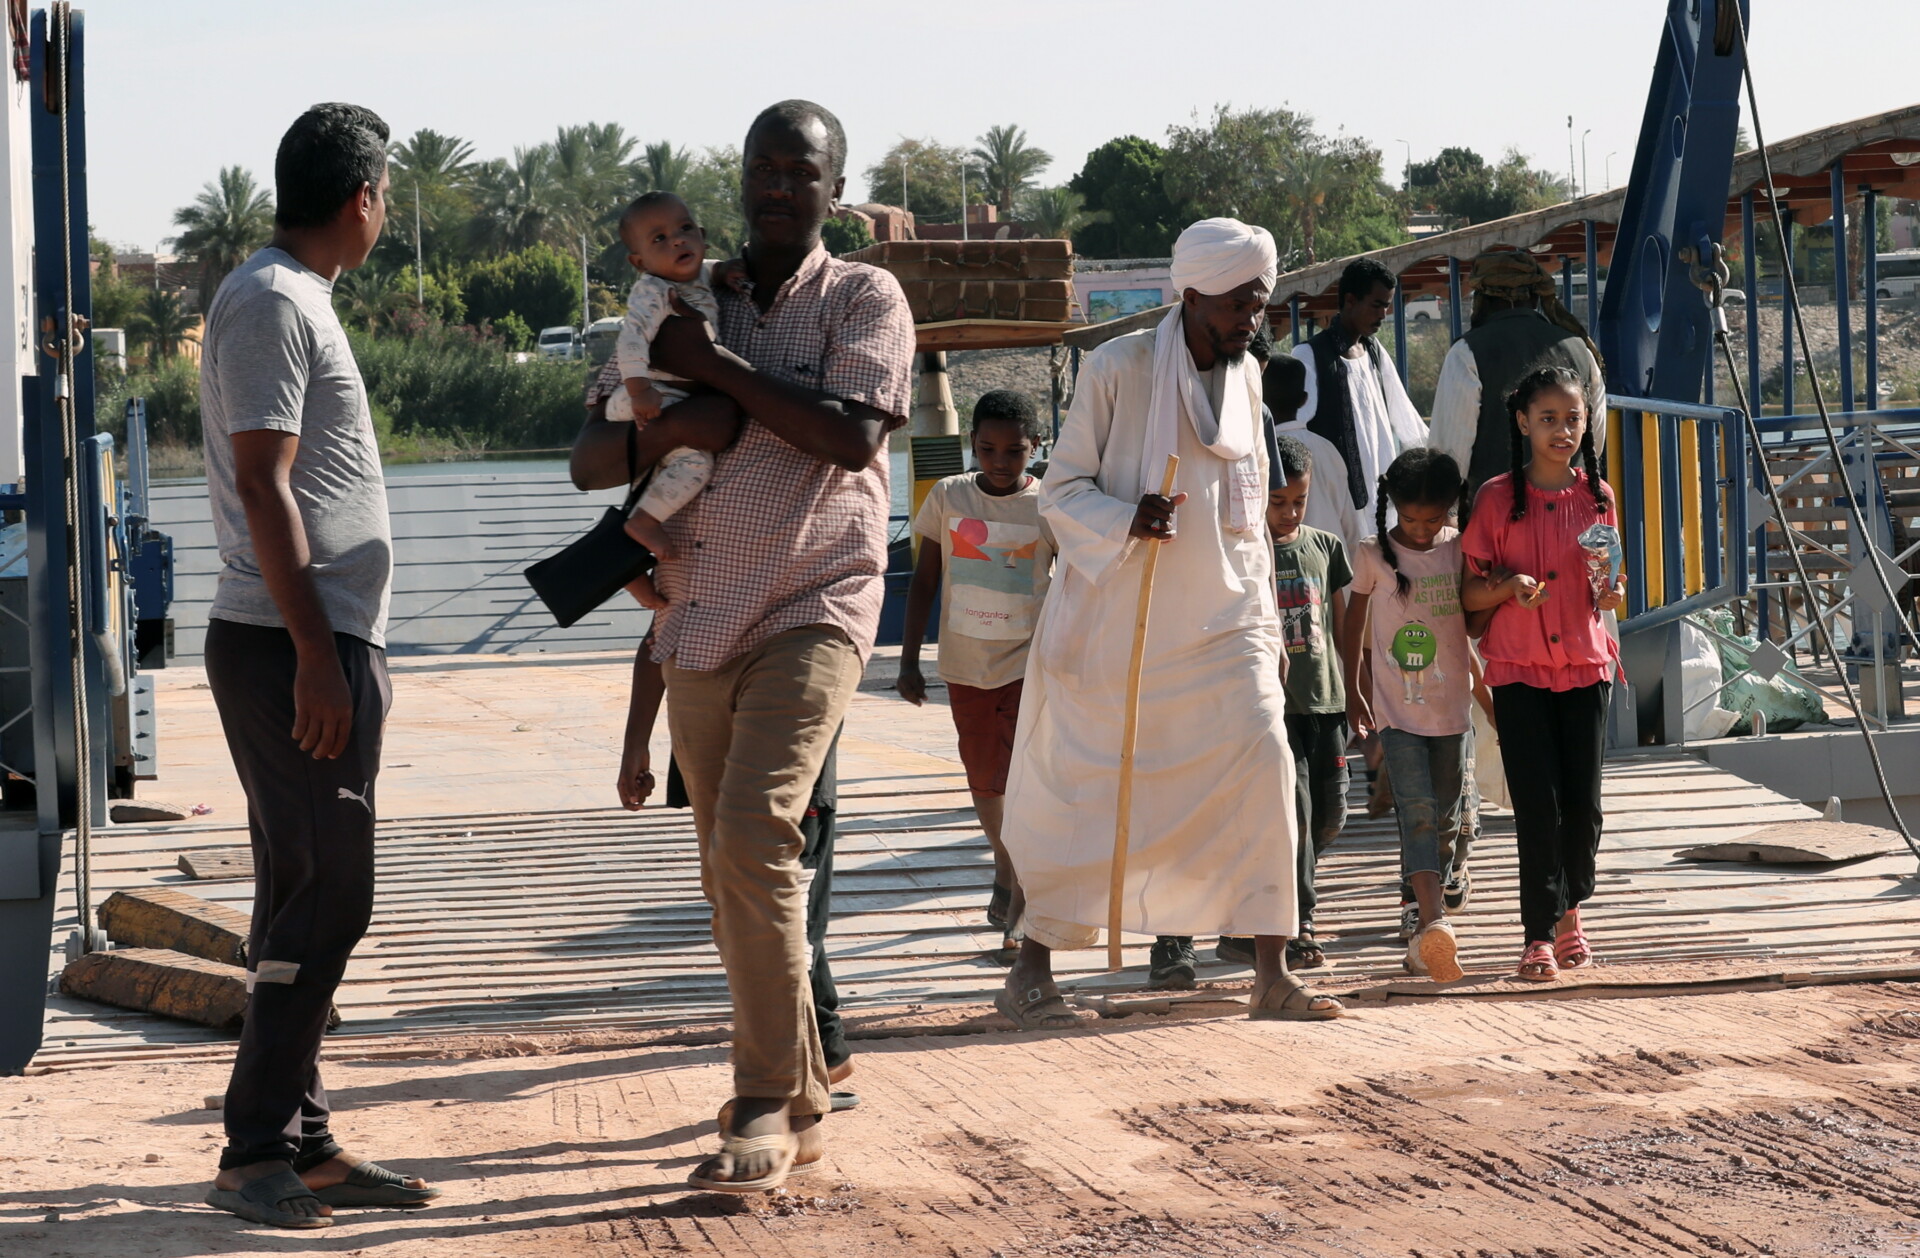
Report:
1612,393,1751,632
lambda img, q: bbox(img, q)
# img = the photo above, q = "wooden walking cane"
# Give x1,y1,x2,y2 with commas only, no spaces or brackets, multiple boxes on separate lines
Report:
1109,454,1180,971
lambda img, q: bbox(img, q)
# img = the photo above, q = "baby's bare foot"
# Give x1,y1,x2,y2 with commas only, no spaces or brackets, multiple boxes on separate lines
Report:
623,511,677,560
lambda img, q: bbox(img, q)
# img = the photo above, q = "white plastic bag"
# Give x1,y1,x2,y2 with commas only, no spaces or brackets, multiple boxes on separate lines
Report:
1471,701,1511,809
1678,618,1740,740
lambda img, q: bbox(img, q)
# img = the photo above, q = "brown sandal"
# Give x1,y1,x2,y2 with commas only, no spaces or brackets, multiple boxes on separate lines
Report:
994,980,1086,1030
1249,973,1344,1021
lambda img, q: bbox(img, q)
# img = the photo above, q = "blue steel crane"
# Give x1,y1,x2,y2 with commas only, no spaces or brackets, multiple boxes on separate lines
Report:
1,5,173,1075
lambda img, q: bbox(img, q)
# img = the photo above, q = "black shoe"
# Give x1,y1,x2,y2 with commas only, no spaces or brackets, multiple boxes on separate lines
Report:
1214,936,1256,966
1148,936,1198,990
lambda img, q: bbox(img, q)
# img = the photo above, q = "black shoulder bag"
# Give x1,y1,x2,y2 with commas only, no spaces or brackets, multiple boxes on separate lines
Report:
524,425,656,628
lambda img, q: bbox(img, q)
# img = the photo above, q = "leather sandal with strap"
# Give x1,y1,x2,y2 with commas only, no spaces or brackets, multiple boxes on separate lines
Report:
995,979,1085,1030
1517,940,1559,982
686,1132,799,1195
1554,925,1594,971
1249,972,1344,1021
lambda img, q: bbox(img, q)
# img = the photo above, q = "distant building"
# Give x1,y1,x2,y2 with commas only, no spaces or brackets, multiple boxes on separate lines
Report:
917,204,1038,242
1073,258,1173,322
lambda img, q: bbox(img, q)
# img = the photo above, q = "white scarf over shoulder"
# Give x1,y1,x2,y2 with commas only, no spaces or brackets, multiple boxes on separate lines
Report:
1143,218,1277,533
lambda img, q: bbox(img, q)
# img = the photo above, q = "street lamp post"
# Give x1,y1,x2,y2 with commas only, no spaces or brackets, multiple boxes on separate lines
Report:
1395,138,1411,192
414,184,425,307
1606,151,1618,190
1581,129,1592,198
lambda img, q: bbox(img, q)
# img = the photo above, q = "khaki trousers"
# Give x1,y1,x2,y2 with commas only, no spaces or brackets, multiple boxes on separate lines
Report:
664,625,859,1117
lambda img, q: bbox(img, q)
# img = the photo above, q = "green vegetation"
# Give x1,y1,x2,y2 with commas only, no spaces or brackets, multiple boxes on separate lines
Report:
92,108,1594,472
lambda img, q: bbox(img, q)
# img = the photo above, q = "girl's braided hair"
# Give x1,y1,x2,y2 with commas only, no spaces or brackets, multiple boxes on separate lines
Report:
1375,447,1468,598
1505,363,1607,521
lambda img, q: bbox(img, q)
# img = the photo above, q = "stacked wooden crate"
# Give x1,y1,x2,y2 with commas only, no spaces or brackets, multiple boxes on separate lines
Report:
844,239,1074,323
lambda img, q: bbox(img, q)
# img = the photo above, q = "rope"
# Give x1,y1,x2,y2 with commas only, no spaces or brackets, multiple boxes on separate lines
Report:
1730,10,1920,654
49,2,96,946
1722,5,1916,853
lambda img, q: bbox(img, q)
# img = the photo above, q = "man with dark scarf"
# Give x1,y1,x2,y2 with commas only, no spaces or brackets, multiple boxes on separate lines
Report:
1288,259,1429,536
1429,250,1607,496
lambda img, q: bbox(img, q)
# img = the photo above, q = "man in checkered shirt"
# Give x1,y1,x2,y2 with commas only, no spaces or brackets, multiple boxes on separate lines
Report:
571,100,913,1194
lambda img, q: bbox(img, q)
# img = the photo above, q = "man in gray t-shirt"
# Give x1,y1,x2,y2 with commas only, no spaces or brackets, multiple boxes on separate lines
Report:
198,103,435,1231
201,246,392,645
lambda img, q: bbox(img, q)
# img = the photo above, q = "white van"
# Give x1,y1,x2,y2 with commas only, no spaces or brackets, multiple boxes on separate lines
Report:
537,325,582,361
1873,251,1920,300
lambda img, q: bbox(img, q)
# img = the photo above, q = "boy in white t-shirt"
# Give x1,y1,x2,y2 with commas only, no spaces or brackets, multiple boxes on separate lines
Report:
896,391,1054,959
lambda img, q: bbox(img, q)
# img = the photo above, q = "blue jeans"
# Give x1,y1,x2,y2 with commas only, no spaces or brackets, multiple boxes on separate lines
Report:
1379,727,1469,886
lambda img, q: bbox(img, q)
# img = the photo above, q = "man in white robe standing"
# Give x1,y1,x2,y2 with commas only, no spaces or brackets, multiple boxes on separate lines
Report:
1291,257,1429,530
997,218,1344,1028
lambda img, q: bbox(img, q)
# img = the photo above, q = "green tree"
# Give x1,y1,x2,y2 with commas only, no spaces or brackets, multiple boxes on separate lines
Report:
387,128,477,269
548,122,638,243
971,124,1051,217
1018,186,1109,243
863,137,971,222
334,264,410,333
170,165,273,301
91,270,143,330
463,242,580,332
1410,145,1566,226
636,141,693,195
821,214,875,255
469,147,561,254
679,146,745,256
1068,136,1182,258
493,312,535,353
1163,106,1403,265
129,287,196,361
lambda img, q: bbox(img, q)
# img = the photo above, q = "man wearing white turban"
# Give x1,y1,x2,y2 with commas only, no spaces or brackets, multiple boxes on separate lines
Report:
996,218,1343,1028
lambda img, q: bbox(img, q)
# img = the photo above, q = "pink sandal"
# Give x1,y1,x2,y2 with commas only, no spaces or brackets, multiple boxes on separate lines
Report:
1554,913,1594,970
1517,940,1559,982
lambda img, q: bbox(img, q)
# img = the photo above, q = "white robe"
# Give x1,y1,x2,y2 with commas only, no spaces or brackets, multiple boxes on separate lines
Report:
1005,329,1299,947
1290,339,1429,510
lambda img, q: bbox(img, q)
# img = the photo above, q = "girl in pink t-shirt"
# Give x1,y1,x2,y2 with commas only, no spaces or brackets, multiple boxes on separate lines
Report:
1343,448,1474,985
1461,365,1627,982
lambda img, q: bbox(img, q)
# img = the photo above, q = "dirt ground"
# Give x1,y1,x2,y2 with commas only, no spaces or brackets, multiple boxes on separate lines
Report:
7,982,1920,1258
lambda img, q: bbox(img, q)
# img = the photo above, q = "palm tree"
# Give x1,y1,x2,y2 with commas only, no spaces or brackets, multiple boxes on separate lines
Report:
469,146,558,254
169,166,273,299
971,125,1052,217
637,141,693,196
129,288,195,361
1019,187,1110,243
1272,147,1355,265
389,128,475,185
334,264,409,333
389,128,476,267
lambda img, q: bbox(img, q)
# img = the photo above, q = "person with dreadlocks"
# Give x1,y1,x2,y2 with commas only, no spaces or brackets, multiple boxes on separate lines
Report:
1462,365,1626,982
1429,250,1607,496
1290,258,1428,532
1342,448,1474,982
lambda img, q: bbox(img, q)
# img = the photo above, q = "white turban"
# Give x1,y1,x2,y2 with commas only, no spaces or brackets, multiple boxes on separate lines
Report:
1170,218,1277,298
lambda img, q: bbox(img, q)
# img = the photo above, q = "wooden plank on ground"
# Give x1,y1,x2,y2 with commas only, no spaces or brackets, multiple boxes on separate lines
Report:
96,888,250,965
177,850,254,880
58,948,248,1028
1677,820,1908,864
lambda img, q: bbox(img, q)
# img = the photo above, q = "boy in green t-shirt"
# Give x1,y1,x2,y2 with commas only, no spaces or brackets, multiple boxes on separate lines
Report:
897,392,1054,960
1221,432,1352,971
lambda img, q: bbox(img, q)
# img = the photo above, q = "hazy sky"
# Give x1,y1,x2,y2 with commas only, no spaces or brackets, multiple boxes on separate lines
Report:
78,0,1920,251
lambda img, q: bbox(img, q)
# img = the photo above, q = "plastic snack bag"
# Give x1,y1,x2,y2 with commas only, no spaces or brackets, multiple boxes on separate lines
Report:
1578,522,1622,599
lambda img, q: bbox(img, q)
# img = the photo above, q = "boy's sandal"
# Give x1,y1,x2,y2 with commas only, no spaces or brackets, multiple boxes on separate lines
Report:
1553,926,1594,971
686,1132,799,1195
1249,973,1344,1021
986,883,1012,930
310,1160,441,1208
994,980,1086,1031
1517,941,1559,982
1286,934,1328,970
204,1168,332,1229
